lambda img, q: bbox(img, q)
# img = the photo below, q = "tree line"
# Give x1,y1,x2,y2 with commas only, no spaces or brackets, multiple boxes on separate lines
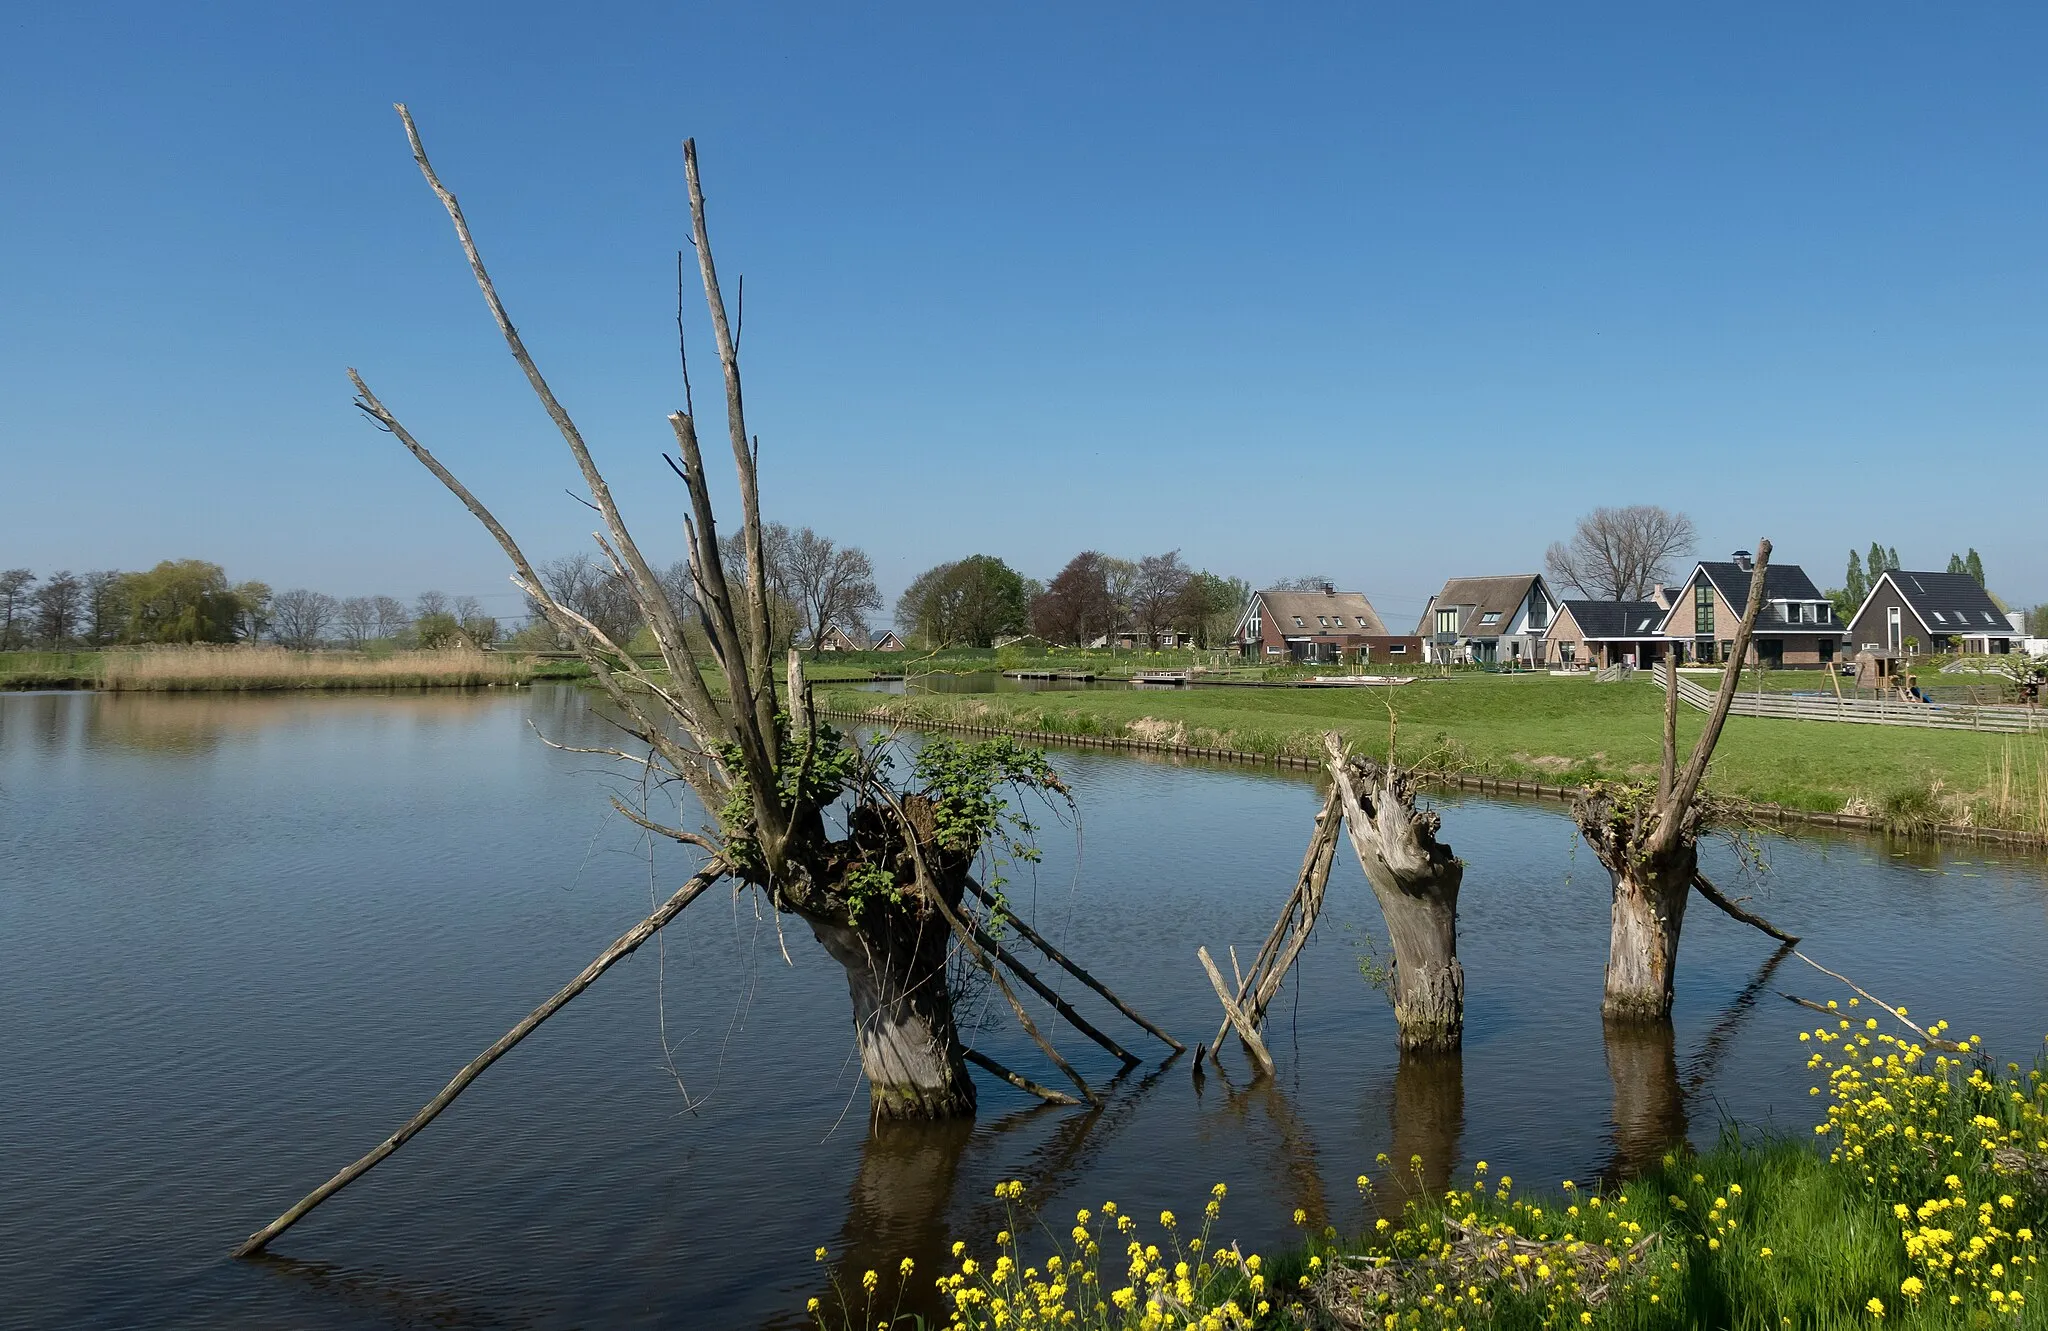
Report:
889,550,1251,650
0,560,507,651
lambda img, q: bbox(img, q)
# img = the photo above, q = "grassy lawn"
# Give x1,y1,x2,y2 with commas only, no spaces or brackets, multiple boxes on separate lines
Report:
0,650,103,687
814,672,2048,829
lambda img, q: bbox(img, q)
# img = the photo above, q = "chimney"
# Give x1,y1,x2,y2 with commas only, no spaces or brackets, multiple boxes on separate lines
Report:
1322,582,1334,596
1732,550,1753,572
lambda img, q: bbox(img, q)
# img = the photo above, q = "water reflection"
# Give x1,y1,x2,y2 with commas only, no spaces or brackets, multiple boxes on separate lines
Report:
1382,1052,1465,1219
1600,1022,1686,1183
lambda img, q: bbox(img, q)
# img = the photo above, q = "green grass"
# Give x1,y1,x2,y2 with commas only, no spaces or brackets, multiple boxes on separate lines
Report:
813,672,2046,827
0,650,104,688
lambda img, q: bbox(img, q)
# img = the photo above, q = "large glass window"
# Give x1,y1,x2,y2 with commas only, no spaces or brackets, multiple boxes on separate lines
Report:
1695,583,1715,636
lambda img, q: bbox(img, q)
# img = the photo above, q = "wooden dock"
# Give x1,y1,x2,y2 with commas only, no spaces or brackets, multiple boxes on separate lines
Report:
1002,669,1098,681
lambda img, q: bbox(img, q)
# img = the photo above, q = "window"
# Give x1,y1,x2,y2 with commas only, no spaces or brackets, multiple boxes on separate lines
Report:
1479,611,1501,626
1435,609,1458,636
1800,603,1814,624
1695,583,1715,637
1527,595,1548,630
1887,606,1902,651
1293,616,1304,628
1389,644,1407,654
1267,645,1282,655
1931,610,1946,624
1247,610,1260,636
1819,638,1835,663
1317,616,1328,627
1332,616,1346,627
1983,612,1997,625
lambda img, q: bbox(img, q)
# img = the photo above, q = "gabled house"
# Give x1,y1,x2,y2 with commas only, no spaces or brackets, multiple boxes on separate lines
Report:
1415,575,1560,665
870,630,905,652
1658,551,1845,668
1548,600,1673,669
1233,585,1420,664
817,625,868,652
1848,570,2014,656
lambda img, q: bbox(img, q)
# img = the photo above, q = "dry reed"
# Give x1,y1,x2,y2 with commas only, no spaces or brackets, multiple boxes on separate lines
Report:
1982,734,2048,835
100,646,532,692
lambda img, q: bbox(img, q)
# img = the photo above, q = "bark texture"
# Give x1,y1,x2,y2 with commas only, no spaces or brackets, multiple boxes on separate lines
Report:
1327,743,1465,1052
809,906,976,1119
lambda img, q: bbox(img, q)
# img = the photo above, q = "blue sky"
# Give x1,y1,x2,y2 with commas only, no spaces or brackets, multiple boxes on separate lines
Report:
3,4,2043,627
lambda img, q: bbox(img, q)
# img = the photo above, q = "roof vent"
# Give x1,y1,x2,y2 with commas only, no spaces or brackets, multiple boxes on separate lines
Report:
1732,550,1753,572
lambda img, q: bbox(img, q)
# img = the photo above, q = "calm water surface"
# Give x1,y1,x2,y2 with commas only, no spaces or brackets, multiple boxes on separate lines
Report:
4,686,2046,1329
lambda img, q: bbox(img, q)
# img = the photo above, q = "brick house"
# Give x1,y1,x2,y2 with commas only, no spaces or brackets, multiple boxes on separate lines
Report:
1658,551,1845,668
1548,600,1674,669
1233,585,1421,664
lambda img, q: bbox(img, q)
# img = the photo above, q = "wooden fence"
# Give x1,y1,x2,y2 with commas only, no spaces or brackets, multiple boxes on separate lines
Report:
1652,664,2046,735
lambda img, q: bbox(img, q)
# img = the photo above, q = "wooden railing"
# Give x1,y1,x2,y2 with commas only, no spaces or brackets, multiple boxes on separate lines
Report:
1651,664,2045,735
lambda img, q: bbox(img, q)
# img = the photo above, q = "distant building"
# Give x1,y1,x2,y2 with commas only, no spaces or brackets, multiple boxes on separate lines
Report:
1659,551,1845,668
1233,585,1421,664
870,630,906,652
1548,600,1672,669
1847,570,2014,656
1415,575,1560,665
817,625,868,652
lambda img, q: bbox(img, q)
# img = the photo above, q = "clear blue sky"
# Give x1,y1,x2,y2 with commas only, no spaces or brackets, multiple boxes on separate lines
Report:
3,4,2043,627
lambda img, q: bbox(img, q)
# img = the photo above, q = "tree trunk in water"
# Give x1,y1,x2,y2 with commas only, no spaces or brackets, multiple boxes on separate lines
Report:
809,905,977,1120
1327,748,1465,1052
1597,843,1696,1022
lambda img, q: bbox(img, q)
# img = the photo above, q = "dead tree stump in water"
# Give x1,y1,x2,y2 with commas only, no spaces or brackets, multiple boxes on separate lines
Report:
1574,538,1775,1023
1325,735,1465,1052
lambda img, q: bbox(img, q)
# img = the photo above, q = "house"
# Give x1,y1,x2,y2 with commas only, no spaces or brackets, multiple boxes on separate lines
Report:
1548,600,1673,669
1847,570,2015,656
1658,551,1845,668
817,625,868,652
1415,575,1560,665
1233,585,1421,664
1088,627,1190,650
870,630,906,652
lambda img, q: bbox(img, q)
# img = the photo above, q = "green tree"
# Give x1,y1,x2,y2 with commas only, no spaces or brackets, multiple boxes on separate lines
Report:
1844,549,1866,607
0,569,34,649
1888,546,1901,572
412,610,463,647
895,555,1029,648
1966,549,1985,587
119,560,242,643
1177,571,1251,648
1947,553,1966,575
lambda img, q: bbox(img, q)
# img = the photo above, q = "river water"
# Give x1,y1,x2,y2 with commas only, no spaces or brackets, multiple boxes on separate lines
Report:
3,686,2045,1329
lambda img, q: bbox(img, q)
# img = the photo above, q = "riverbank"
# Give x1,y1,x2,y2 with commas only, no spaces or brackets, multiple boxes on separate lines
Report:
0,646,536,690
822,1013,2048,1330
814,673,2048,842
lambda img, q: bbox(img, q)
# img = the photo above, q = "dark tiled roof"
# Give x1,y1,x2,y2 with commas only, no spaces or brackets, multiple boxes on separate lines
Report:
1415,575,1544,637
1562,600,1667,640
1882,571,2011,634
1257,589,1389,636
1697,561,1825,606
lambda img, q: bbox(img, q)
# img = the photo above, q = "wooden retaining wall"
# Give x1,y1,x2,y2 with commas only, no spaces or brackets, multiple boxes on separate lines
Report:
814,705,2048,852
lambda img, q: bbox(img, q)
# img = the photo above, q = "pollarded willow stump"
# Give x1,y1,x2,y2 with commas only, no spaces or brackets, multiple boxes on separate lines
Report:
1574,783,1705,1023
1327,742,1465,1052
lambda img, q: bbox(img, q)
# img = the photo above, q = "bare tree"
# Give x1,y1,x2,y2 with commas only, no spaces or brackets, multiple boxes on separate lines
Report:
1100,556,1139,641
1031,552,1116,646
2,569,37,649
371,595,411,640
783,527,881,651
1130,551,1192,644
235,112,1168,1258
413,589,450,619
272,589,339,650
32,571,84,647
1270,574,1333,592
336,597,378,648
1545,505,1696,601
83,571,127,646
539,553,642,646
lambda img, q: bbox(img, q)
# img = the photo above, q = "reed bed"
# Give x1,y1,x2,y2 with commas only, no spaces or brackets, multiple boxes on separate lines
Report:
99,646,532,691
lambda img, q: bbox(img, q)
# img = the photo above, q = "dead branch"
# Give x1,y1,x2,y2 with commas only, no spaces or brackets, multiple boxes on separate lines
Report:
1691,872,1798,944
972,923,1139,1067
1790,951,1967,1052
963,1048,1082,1106
1207,785,1343,1057
234,861,726,1257
1198,947,1276,1078
964,881,1183,1052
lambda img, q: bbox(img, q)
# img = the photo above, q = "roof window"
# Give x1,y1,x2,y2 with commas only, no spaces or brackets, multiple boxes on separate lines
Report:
1480,611,1501,626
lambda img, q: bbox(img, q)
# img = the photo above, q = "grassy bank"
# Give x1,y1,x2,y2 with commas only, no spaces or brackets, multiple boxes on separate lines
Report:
813,673,2048,834
0,650,104,688
815,1014,2048,1329
89,645,534,691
